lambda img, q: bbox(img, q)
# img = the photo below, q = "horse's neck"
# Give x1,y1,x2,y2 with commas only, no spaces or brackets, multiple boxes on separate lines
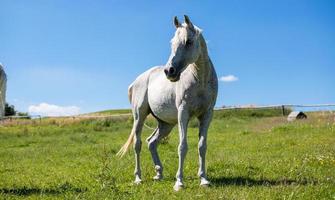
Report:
189,35,212,86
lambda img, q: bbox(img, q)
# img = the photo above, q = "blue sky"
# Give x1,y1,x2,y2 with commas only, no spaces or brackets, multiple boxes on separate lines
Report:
1,0,335,115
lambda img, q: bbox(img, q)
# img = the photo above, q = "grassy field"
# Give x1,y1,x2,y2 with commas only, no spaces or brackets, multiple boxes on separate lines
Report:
0,109,334,199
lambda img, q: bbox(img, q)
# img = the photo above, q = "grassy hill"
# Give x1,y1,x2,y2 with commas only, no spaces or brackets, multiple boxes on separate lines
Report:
88,109,132,116
0,109,334,199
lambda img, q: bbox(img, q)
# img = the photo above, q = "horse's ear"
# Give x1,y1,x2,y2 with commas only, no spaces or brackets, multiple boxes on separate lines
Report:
184,15,194,30
174,16,181,28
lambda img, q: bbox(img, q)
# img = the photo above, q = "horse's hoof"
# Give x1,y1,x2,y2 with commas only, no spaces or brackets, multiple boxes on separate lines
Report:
173,181,184,191
134,177,142,185
200,178,210,187
153,175,163,181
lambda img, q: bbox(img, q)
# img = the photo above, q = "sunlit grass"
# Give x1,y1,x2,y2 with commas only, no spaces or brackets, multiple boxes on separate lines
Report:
0,110,334,199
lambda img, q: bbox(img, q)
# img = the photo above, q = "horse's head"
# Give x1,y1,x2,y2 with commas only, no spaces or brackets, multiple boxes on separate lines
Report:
164,15,202,82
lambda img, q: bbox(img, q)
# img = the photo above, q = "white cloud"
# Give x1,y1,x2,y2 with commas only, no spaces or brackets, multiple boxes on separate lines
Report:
28,103,80,117
219,75,239,82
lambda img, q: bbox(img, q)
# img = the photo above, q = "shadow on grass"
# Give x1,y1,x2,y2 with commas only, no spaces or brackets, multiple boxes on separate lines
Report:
0,183,87,196
211,176,316,187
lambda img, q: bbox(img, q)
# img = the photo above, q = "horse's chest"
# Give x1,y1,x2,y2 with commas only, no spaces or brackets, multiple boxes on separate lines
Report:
183,88,211,115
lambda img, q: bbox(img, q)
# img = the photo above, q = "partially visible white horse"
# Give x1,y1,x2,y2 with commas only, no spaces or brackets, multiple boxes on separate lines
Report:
117,15,218,191
0,64,7,118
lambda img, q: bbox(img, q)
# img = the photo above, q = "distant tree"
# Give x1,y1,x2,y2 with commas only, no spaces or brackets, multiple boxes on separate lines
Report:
5,103,16,116
17,112,29,117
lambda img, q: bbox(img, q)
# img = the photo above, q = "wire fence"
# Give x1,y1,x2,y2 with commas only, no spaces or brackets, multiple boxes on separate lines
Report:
215,104,335,116
1,103,335,121
0,113,133,121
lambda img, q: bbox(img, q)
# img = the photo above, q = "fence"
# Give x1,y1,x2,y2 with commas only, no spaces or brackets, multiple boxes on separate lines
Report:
1,103,335,121
215,103,335,116
0,115,42,122
0,113,132,121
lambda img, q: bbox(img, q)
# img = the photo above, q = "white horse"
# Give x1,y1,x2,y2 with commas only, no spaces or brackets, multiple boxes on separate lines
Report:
117,15,218,191
0,64,7,118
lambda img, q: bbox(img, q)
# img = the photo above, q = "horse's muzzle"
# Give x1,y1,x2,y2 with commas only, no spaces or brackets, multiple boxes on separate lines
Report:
164,67,180,82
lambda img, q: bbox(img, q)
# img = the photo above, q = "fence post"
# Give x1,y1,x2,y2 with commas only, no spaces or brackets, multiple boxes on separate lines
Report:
281,105,285,116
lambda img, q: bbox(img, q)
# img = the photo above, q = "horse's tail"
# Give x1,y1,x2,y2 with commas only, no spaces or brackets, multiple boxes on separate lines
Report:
116,83,134,157
116,128,135,157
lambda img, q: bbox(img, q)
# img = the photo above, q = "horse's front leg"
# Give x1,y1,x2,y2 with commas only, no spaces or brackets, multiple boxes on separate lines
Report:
174,106,189,191
198,110,213,186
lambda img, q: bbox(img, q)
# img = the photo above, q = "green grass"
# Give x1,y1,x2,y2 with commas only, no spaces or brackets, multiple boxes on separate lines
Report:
0,110,334,199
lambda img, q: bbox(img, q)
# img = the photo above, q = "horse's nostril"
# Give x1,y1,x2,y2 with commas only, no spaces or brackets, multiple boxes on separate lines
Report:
164,69,168,75
169,67,175,75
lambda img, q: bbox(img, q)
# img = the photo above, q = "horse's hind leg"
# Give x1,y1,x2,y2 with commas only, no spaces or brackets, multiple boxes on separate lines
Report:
132,109,148,184
147,121,174,180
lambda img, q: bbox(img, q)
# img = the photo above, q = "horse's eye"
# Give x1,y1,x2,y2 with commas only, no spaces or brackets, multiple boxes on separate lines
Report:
186,40,193,46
